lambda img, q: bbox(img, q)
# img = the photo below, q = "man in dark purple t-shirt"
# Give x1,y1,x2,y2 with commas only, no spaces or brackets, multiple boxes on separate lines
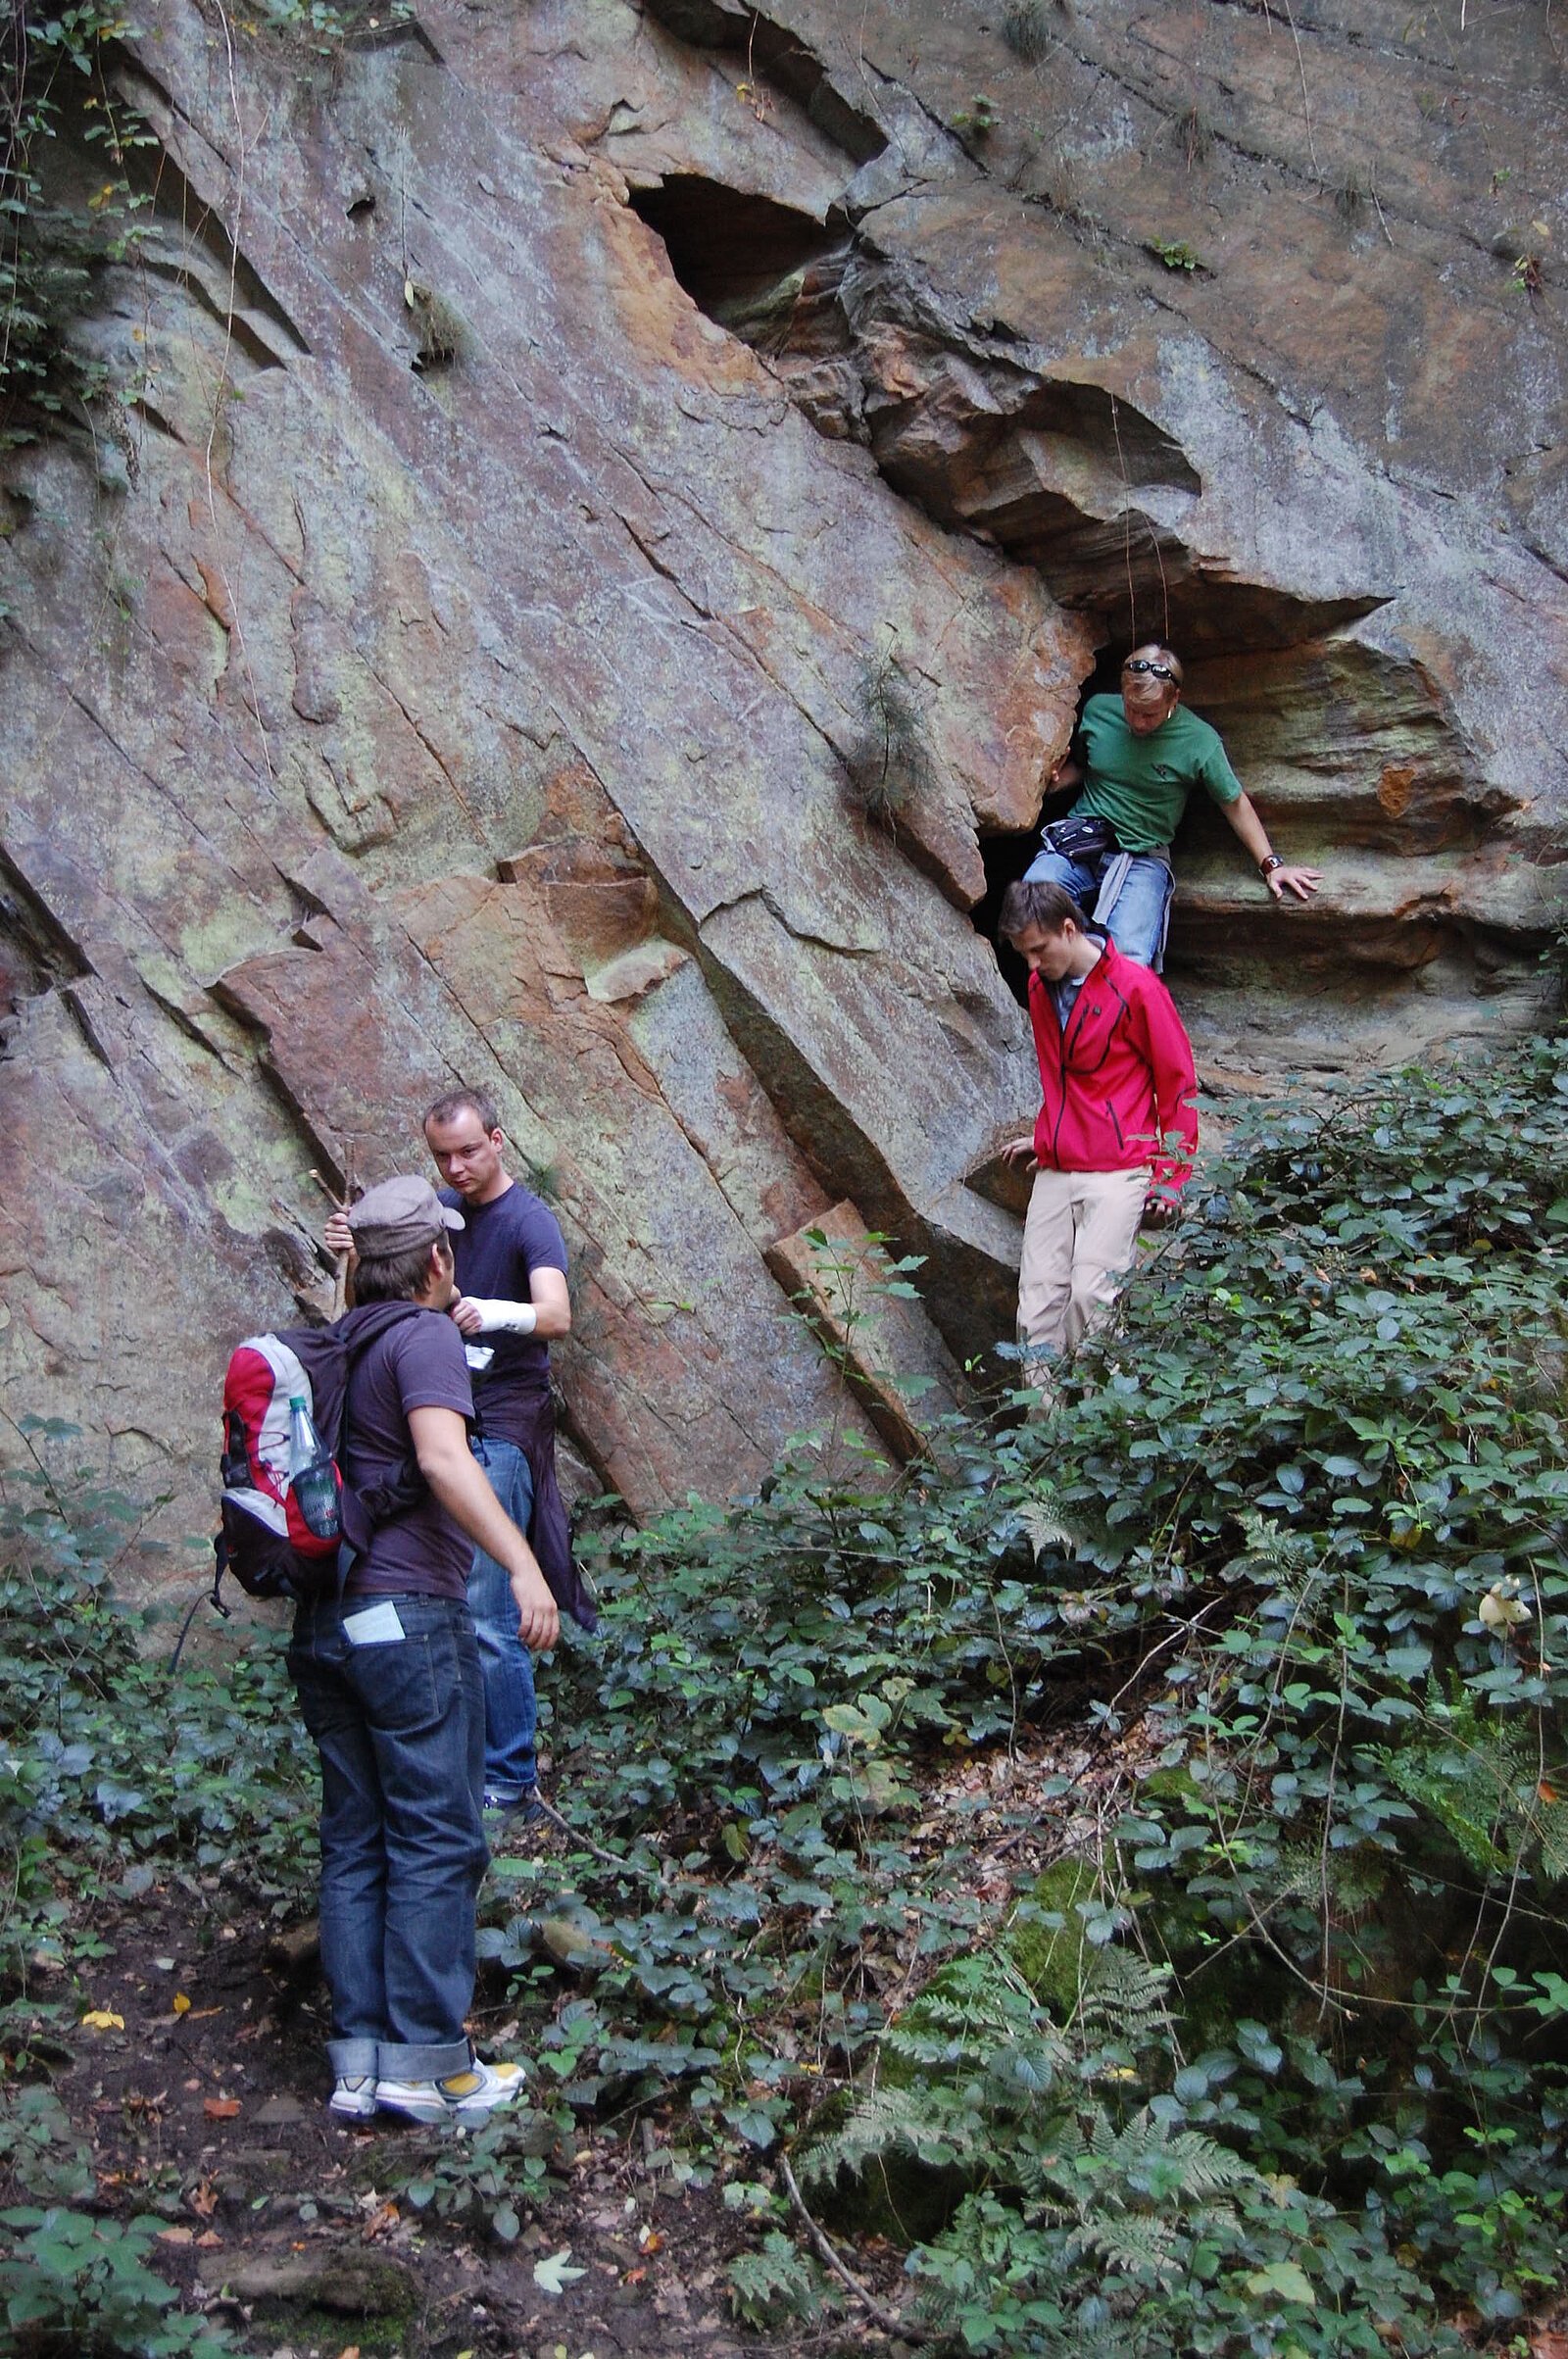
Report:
422,1087,578,1815
288,1175,559,2128
324,1092,594,1813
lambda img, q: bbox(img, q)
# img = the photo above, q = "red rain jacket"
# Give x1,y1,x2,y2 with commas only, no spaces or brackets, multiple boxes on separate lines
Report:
1026,937,1199,1197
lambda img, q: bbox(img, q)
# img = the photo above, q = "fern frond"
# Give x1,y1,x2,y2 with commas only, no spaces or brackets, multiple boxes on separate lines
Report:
1222,1509,1321,1596
1019,1484,1080,1560
1109,2116,1258,2199
1378,1687,1541,1878
1073,1941,1176,2071
795,2081,967,2190
1064,2207,1184,2286
727,2231,829,2328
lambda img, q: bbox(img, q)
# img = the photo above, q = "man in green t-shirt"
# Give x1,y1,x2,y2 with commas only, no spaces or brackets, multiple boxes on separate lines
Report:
1022,645,1320,968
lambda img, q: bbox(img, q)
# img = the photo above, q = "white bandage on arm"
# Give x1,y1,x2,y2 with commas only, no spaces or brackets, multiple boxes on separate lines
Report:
465,1296,539,1336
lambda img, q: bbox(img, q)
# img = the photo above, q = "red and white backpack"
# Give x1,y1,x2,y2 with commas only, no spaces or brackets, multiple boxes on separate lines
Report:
213,1307,426,1608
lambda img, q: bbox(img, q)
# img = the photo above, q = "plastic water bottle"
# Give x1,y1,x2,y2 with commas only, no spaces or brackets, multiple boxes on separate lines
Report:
287,1395,340,1541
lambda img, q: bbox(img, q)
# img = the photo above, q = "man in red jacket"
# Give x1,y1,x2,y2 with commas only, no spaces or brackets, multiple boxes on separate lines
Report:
999,877,1198,1363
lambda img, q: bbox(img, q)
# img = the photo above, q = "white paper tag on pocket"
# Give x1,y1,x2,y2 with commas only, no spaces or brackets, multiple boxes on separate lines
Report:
465,1342,495,1372
342,1601,406,1647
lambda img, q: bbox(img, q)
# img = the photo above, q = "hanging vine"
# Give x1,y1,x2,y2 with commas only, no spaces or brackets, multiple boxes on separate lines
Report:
0,0,156,455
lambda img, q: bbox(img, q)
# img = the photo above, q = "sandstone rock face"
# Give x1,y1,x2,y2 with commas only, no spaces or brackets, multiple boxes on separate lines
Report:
1,0,1563,1561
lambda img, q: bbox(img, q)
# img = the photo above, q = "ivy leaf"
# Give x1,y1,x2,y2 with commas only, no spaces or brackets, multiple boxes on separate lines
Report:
1237,2021,1284,2076
724,2104,777,2149
1245,2258,1316,2307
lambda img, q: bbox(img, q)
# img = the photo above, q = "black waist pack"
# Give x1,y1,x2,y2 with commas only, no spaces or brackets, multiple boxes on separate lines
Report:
1039,811,1118,864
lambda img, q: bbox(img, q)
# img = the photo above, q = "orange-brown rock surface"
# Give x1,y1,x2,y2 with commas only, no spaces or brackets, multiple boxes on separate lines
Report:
1,0,1563,1559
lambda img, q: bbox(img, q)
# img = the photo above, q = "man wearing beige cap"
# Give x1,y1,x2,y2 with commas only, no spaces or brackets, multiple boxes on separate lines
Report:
286,1175,559,2126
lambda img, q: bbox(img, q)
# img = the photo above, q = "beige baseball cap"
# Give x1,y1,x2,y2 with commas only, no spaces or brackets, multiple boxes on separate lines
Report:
347,1175,465,1256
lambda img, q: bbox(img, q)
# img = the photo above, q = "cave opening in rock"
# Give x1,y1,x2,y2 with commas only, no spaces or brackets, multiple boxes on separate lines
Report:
976,644,1125,1007
628,175,841,335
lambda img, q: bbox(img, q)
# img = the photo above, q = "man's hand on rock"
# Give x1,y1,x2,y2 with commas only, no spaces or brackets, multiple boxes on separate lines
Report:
451,1295,486,1337
1143,1194,1180,1228
1267,862,1322,903
1001,1135,1039,1170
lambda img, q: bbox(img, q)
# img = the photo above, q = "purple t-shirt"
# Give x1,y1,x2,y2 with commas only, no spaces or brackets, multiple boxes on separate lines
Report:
340,1307,474,1600
439,1182,567,1446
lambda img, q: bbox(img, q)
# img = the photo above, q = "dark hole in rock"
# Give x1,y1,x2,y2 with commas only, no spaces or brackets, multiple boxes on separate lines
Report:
977,648,1121,1007
346,193,375,221
629,175,840,330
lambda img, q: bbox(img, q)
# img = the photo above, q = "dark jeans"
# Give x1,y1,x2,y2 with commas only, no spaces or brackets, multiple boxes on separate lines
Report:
469,1436,538,1802
288,1593,488,2082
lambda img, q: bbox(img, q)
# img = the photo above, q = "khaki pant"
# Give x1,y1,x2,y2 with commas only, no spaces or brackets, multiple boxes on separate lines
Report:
1016,1166,1150,1360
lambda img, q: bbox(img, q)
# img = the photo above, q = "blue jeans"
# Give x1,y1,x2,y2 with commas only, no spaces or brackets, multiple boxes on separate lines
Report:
287,1593,488,2082
469,1437,538,1802
1023,845,1173,969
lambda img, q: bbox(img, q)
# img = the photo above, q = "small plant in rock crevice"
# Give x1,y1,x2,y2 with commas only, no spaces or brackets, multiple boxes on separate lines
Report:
841,645,935,837
1002,1,1053,64
952,92,1000,140
404,275,467,370
1178,104,1214,169
1334,168,1367,223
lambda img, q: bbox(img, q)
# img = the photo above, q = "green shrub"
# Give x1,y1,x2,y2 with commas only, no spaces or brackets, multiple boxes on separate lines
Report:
555,1038,1568,2341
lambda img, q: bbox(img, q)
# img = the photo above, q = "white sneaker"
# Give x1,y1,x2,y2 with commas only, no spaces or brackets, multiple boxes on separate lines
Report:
329,2074,378,2119
374,2055,526,2125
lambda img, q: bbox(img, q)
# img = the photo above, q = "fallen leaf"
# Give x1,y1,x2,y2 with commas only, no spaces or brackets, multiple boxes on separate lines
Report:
184,2006,224,2022
638,2227,663,2253
202,2098,241,2121
362,2202,399,2241
533,2246,588,2295
182,2078,201,2092
189,2178,220,2219
80,2010,124,2032
1540,1780,1560,1805
172,1993,191,2016
157,2226,194,2246
195,2231,222,2249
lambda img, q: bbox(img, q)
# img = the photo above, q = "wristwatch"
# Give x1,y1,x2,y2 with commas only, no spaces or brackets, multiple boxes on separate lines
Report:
1258,853,1284,878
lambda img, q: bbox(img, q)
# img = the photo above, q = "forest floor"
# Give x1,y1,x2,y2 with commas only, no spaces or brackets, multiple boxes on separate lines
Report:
24,1845,919,2359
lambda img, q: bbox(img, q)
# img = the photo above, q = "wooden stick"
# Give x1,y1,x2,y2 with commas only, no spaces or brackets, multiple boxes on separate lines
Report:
530,1793,662,1882
309,1164,351,1320
777,2152,932,2343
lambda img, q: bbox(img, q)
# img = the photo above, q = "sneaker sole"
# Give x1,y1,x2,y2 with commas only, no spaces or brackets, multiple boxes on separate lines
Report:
374,2073,525,2123
373,2092,521,2124
329,2092,378,2120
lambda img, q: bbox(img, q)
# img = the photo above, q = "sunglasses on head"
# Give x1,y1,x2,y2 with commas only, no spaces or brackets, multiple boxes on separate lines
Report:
1122,658,1178,681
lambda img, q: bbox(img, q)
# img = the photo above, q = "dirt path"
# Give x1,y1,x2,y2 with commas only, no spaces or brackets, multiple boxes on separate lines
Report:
22,1883,901,2358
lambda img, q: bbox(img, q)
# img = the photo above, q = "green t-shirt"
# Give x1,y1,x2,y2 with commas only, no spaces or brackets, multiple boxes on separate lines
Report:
1073,694,1243,854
